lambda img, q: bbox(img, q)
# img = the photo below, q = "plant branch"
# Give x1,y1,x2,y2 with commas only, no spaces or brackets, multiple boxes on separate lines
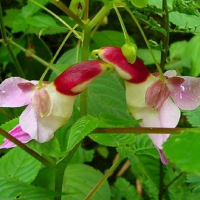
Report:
158,160,164,200
0,128,56,169
84,155,124,200
92,127,192,134
160,0,169,70
49,0,85,28
0,2,25,78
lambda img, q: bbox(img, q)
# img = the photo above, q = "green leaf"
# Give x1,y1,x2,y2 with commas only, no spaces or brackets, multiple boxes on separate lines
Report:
183,106,200,127
137,48,161,65
69,146,94,164
90,133,136,147
111,177,142,200
163,131,200,173
66,116,99,153
169,12,200,33
184,36,200,76
0,147,41,183
3,9,21,28
92,30,135,48
62,164,111,200
186,174,200,193
0,177,57,199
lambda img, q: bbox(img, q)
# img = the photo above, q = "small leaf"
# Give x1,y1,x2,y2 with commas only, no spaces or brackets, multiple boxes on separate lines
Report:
0,147,41,183
66,116,99,152
186,174,200,193
183,106,200,127
111,177,142,200
163,131,200,173
62,164,111,200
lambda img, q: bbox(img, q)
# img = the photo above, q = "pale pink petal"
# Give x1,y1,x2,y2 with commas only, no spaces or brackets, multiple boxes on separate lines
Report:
0,125,32,149
20,104,67,143
164,70,177,78
169,76,200,110
157,148,168,165
0,77,35,107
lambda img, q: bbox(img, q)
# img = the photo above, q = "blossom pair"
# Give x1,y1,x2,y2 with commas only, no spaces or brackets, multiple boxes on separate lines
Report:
95,46,200,164
0,60,111,148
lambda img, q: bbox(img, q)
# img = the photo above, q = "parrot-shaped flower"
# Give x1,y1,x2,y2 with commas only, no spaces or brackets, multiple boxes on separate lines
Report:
94,46,200,164
0,60,111,148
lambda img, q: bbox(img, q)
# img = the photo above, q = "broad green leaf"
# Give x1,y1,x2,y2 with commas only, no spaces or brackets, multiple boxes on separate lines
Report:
28,136,62,157
137,49,161,65
0,147,41,183
87,73,131,118
3,9,21,28
69,145,94,164
90,133,136,147
92,30,134,48
62,164,110,200
66,116,99,153
169,12,200,33
111,177,142,200
184,36,200,76
0,177,57,199
22,0,49,18
163,131,200,173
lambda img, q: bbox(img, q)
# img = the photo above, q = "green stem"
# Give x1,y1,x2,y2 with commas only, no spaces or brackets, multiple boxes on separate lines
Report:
88,2,112,30
0,128,56,169
160,0,169,70
54,143,80,200
0,2,25,78
49,0,85,28
92,127,192,134
38,24,79,86
84,155,124,200
29,0,81,39
124,6,165,81
113,5,131,45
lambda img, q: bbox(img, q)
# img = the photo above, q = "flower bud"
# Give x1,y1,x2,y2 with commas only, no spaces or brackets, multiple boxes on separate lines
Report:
130,0,148,8
121,43,137,64
69,0,86,18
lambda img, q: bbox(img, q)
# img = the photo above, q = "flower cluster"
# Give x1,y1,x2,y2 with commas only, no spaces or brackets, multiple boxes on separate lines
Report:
1,46,200,165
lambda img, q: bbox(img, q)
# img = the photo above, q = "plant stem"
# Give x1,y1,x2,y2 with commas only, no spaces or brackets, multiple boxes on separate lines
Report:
54,143,80,200
160,0,169,70
93,127,191,134
0,2,25,78
49,0,85,28
113,5,131,45
29,0,81,39
0,128,56,169
158,160,164,200
88,2,112,29
84,155,124,200
124,6,165,81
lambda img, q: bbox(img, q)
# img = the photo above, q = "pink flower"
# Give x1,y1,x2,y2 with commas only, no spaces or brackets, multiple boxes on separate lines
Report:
0,60,110,148
96,46,200,164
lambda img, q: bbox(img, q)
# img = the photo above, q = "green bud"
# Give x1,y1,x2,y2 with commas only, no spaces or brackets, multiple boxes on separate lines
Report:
121,43,137,64
69,0,86,18
130,0,148,8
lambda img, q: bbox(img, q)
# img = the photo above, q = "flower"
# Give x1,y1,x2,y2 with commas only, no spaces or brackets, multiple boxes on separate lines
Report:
95,46,200,164
0,60,111,148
